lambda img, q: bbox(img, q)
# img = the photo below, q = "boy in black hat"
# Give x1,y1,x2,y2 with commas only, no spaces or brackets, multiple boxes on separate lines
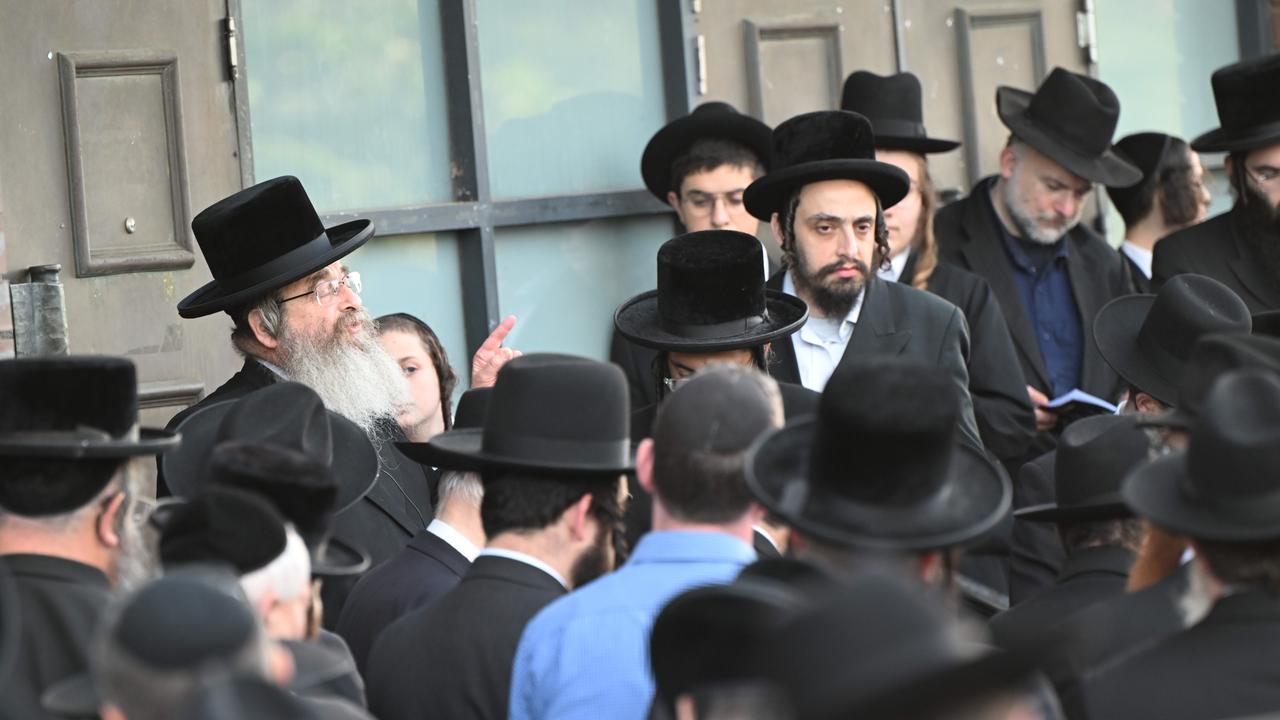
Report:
1106,132,1212,292
614,103,774,410
843,70,1036,468
1153,53,1280,311
934,68,1139,438
746,109,982,448
1080,369,1280,720
0,356,178,719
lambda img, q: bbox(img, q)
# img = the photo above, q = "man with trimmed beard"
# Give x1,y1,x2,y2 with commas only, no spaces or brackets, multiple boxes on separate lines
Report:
0,356,176,719
168,176,515,620
934,69,1139,440
1152,54,1280,311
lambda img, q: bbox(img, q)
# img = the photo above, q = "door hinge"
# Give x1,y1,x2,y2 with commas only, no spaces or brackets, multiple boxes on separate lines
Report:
224,16,240,80
1076,0,1098,65
695,34,708,95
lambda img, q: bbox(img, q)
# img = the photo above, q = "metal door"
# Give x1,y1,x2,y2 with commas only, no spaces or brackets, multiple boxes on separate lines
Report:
0,0,245,482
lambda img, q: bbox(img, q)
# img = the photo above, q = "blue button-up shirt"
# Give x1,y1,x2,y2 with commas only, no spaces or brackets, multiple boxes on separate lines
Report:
509,531,756,720
986,192,1083,397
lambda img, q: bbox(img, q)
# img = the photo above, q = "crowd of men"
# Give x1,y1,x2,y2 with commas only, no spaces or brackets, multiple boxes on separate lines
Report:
2,49,1280,720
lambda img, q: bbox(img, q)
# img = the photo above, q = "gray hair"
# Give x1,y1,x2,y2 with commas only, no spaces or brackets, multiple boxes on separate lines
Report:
438,470,483,510
230,293,284,354
239,524,311,608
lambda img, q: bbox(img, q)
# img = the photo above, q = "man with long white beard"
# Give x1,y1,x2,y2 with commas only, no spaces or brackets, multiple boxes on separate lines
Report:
168,176,516,621
934,69,1139,441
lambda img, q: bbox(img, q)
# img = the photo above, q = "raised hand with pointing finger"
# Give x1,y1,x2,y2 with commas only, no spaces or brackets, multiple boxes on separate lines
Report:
471,315,522,389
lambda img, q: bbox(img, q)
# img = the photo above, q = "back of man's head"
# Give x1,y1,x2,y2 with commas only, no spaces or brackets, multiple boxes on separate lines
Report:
239,525,312,638
652,365,783,524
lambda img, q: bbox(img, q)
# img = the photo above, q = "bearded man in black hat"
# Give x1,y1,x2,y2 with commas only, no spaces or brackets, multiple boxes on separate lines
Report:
747,109,982,448
0,356,178,719
613,103,774,410
843,69,1035,469
1080,369,1280,720
1153,54,1280,311
934,68,1140,440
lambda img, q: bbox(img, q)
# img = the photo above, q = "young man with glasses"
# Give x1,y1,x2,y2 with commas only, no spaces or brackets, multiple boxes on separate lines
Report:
1152,54,1280,312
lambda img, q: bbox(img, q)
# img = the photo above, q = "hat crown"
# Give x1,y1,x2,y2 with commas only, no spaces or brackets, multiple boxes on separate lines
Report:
1021,68,1121,157
1053,415,1149,509
656,231,768,336
1179,334,1280,415
158,486,288,575
213,382,334,465
192,176,327,290
841,71,925,130
114,574,257,668
1185,370,1280,504
1134,274,1252,387
1210,54,1280,133
209,440,339,543
772,110,878,170
0,356,139,442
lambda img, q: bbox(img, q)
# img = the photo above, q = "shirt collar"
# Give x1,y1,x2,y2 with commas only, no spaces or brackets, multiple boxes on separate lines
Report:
478,547,568,589
877,249,910,283
427,519,480,562
782,270,864,328
1121,240,1153,279
253,357,290,380
627,530,757,566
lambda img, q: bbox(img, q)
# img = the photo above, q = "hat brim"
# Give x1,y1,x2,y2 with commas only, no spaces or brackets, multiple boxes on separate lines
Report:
997,87,1142,187
1123,452,1280,541
1191,119,1280,154
177,219,374,319
160,397,378,515
0,426,180,459
41,674,97,718
641,112,773,201
874,135,962,154
1092,294,1178,406
397,428,634,477
612,289,808,352
1015,495,1133,522
310,535,371,577
1135,408,1194,432
743,160,911,221
745,419,1011,552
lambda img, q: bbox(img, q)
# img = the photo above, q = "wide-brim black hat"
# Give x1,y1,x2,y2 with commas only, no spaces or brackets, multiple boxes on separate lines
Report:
744,111,911,221
177,176,374,318
640,102,773,201
997,68,1140,187
394,387,491,468
841,70,960,154
746,419,1008,551
1191,54,1280,153
161,397,376,515
1016,415,1147,522
1094,275,1252,407
615,289,807,352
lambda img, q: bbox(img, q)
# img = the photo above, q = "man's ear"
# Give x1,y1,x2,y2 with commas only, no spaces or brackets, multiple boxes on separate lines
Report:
248,308,281,350
97,491,126,549
636,438,655,495
769,212,786,250
565,493,594,543
917,550,944,584
1134,392,1166,416
998,145,1018,181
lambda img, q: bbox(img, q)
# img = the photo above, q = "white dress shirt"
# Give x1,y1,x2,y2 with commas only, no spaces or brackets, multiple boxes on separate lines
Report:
478,547,569,589
1121,240,1153,279
783,271,864,392
427,518,480,562
877,249,910,283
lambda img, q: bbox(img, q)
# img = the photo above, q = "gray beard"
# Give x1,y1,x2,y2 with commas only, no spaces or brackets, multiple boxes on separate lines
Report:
276,309,413,440
1001,174,1077,246
113,467,160,595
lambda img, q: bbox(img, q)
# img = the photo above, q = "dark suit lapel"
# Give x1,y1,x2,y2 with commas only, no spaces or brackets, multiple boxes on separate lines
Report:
1229,217,1280,309
1066,230,1115,395
843,278,911,364
957,190,1051,389
359,469,421,536
766,270,802,384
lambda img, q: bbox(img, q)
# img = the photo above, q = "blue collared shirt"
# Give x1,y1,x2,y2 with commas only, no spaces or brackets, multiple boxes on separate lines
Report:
508,531,756,720
985,188,1083,397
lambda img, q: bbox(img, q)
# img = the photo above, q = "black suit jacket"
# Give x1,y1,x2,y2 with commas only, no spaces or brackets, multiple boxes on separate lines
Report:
365,555,566,720
1009,450,1066,605
1152,207,1280,311
0,554,111,720
900,251,1036,462
163,358,435,627
990,545,1133,650
1120,249,1152,294
610,328,659,413
933,179,1129,408
335,528,472,676
1079,589,1280,720
766,271,981,450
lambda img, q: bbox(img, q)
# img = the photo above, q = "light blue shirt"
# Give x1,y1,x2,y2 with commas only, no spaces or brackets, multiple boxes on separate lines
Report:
508,531,756,720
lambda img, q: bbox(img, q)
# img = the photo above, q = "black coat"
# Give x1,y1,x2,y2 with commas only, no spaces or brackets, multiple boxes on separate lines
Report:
163,358,436,627
989,545,1133,650
365,555,566,720
899,251,1036,463
0,554,111,720
1152,207,1280,311
610,328,660,413
933,179,1129,412
1079,589,1280,720
1009,451,1066,605
335,528,471,676
765,272,982,449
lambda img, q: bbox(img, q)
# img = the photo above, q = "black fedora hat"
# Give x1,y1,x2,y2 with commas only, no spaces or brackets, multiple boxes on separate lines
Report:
613,230,808,352
1016,415,1149,522
997,68,1141,187
1105,132,1177,209
0,356,178,460
207,441,371,577
1094,274,1252,406
154,485,288,575
177,176,374,318
640,102,773,201
769,571,1037,720
398,353,633,476
841,71,960,154
1125,369,1280,541
399,386,490,468
1192,54,1280,153
744,110,911,221
1141,333,1280,432
162,382,377,514
745,359,1009,551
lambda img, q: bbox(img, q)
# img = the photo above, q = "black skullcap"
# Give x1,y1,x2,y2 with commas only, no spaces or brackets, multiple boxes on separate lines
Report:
655,365,780,455
112,574,258,668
